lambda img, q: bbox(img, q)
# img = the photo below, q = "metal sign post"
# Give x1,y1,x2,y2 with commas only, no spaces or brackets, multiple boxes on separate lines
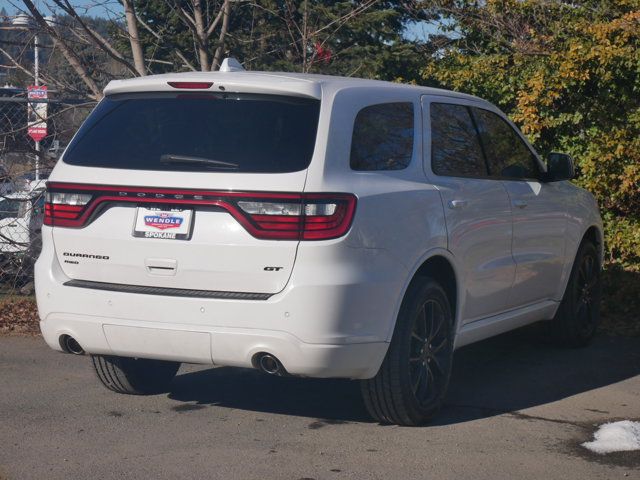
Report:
27,85,47,181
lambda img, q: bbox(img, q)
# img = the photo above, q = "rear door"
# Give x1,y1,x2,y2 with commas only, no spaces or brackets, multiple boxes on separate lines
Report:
423,98,515,323
49,91,322,294
471,107,567,306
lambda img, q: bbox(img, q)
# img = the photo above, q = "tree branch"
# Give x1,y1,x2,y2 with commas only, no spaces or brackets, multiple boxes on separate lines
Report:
52,0,140,76
21,0,102,99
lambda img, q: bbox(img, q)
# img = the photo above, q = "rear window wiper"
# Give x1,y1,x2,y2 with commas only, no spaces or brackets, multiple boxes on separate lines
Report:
160,154,239,170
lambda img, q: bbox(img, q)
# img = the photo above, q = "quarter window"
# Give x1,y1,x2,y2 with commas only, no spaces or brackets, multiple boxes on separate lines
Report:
430,103,487,177
472,108,540,180
350,102,414,171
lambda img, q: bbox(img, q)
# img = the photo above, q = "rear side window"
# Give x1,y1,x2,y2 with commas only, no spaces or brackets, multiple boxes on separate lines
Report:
430,103,487,178
350,102,414,171
472,108,539,180
63,93,320,173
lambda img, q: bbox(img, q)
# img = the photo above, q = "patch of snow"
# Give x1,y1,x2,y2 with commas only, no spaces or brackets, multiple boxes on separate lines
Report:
582,421,640,454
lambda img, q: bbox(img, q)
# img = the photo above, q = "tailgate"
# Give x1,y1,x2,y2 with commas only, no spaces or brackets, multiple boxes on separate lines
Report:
50,188,300,294
47,89,322,295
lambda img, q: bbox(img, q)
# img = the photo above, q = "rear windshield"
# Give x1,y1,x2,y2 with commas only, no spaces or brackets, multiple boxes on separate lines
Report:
63,92,321,173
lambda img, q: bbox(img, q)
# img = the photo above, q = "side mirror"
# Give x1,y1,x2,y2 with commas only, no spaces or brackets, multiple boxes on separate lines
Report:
545,152,575,182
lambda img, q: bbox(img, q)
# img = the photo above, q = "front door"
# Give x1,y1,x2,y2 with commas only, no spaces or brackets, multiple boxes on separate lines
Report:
471,107,567,307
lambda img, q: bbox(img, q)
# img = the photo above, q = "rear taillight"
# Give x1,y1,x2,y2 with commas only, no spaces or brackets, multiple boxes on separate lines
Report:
236,194,356,240
44,191,92,227
44,183,356,241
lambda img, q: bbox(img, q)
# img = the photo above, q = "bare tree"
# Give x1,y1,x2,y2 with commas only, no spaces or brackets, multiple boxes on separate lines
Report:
248,0,380,73
49,0,140,76
170,0,233,71
212,0,231,70
416,0,563,57
4,0,237,99
22,0,102,99
121,0,146,74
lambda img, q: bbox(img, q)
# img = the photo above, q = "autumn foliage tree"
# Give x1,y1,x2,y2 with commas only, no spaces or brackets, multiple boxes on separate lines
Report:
421,0,640,269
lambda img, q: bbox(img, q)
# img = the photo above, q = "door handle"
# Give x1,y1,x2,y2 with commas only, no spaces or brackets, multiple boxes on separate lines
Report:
448,199,468,209
513,200,528,209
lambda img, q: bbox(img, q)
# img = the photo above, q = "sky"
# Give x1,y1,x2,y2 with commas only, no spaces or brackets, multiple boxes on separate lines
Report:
1,0,122,19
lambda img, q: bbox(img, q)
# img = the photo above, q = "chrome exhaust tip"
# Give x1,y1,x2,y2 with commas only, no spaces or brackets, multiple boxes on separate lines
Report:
256,353,285,376
60,335,85,355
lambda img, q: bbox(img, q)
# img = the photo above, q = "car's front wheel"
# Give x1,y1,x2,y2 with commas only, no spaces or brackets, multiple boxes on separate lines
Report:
361,277,454,426
92,355,180,395
550,240,602,347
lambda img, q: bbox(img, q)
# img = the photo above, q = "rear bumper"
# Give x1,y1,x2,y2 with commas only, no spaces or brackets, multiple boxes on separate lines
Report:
39,316,387,379
35,229,406,379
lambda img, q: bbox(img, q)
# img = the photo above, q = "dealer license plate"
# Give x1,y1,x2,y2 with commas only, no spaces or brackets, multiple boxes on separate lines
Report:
133,207,193,240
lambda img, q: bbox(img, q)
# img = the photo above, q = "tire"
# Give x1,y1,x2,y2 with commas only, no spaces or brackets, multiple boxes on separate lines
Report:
361,277,454,426
91,355,181,395
550,240,601,347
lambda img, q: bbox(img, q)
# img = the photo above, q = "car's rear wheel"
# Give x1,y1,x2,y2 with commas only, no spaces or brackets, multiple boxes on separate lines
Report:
361,277,454,426
550,240,601,347
91,355,180,395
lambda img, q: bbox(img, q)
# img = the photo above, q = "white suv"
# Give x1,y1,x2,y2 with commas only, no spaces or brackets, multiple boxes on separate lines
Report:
35,63,603,425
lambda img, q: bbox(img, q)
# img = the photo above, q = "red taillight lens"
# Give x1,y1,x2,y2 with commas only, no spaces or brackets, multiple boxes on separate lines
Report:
167,82,213,89
44,183,357,241
44,190,92,227
236,194,356,240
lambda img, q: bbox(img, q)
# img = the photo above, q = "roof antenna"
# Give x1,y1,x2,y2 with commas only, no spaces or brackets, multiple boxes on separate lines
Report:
219,58,245,73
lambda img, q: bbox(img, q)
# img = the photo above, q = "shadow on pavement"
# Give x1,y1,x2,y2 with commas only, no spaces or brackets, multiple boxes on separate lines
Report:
170,365,369,423
438,328,640,425
168,329,640,425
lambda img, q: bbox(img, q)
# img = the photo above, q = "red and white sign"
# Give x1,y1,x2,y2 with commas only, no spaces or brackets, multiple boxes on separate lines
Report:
27,85,48,142
27,85,48,99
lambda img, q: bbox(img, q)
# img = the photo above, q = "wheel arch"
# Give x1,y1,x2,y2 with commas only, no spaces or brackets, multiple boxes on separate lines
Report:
386,249,461,343
555,223,604,306
582,224,604,267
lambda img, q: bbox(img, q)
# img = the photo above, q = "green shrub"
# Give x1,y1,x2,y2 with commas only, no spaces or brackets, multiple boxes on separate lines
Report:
602,213,640,270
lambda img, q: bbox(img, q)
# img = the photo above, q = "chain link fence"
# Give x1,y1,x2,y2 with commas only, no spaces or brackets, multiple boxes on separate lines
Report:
0,91,95,294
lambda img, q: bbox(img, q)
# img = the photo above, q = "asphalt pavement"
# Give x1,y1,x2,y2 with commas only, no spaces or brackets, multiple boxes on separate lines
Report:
1,330,639,479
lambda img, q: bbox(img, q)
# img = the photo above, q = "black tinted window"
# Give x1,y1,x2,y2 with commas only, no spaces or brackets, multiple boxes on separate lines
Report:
0,198,24,220
0,199,24,220
472,108,539,179
64,93,320,173
430,103,487,177
350,103,414,171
